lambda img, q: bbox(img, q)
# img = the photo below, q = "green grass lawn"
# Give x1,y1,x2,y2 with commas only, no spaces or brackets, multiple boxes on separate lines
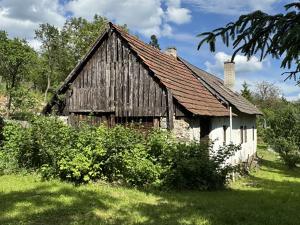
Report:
1,146,300,225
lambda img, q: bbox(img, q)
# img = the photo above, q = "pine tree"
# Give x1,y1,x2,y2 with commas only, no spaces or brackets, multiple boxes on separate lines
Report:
241,81,253,102
149,35,160,50
197,2,300,83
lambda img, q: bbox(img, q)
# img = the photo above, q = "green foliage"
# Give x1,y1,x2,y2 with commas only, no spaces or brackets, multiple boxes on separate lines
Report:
62,15,108,63
9,86,43,120
263,104,300,168
0,117,238,189
0,122,30,174
162,142,239,190
149,34,160,50
197,2,300,82
0,31,38,114
240,81,253,102
57,125,105,183
273,137,300,169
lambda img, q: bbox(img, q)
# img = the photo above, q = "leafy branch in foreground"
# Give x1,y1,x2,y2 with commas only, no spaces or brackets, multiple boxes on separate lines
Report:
197,2,300,83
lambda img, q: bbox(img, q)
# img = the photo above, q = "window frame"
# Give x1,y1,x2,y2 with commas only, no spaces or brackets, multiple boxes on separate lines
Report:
240,126,244,144
244,125,247,143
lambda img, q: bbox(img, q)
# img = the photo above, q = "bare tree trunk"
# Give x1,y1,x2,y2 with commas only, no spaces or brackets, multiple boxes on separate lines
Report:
6,73,16,117
6,91,12,117
44,53,52,103
44,73,51,103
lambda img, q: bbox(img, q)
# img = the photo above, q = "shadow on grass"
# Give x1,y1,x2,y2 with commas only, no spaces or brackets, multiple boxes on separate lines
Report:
127,176,300,225
258,154,300,179
1,160,300,225
0,183,117,225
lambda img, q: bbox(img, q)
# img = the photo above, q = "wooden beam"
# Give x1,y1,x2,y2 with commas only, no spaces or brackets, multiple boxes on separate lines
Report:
153,118,160,128
166,89,174,130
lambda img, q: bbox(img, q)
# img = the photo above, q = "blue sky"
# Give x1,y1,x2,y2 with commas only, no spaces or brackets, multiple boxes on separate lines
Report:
0,0,299,100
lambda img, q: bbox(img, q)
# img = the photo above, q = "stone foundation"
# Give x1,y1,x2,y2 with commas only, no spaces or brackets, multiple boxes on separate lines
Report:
160,117,200,142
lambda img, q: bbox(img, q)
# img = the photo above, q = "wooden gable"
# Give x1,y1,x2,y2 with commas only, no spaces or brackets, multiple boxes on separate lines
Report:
66,29,169,118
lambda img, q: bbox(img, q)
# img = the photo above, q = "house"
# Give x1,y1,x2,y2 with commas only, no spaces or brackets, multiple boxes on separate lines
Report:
44,22,262,164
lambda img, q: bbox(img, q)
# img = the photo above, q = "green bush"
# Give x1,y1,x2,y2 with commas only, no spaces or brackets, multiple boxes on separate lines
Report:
57,125,105,183
263,105,300,168
0,116,239,189
273,137,300,168
161,142,239,190
146,129,177,166
25,116,73,169
0,121,31,173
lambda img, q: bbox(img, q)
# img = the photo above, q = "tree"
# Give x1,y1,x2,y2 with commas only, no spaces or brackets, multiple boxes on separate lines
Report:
35,24,62,102
197,2,300,83
240,81,253,102
62,15,108,63
149,35,160,49
35,16,127,101
253,81,281,108
0,31,37,116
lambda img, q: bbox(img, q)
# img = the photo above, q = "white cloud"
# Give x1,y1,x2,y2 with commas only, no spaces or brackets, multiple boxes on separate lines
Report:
205,52,264,75
165,0,191,24
66,0,191,37
285,93,300,102
166,7,191,24
27,39,42,51
186,0,278,15
0,0,191,41
0,0,65,39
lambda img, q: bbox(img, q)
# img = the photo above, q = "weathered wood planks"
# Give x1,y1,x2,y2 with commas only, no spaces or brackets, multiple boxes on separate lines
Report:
68,30,178,118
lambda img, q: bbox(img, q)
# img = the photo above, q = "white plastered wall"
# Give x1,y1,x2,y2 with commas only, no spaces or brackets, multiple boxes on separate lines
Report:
210,113,257,164
160,113,257,165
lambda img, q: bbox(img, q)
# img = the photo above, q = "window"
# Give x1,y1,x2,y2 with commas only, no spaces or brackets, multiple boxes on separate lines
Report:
200,117,211,138
223,125,227,145
244,126,247,143
240,126,244,144
252,126,255,141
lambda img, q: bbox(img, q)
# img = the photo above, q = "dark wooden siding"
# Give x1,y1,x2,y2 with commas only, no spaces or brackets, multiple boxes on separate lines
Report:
67,31,168,117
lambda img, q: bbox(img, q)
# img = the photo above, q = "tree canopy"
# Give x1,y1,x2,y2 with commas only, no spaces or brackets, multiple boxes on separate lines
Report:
197,2,300,83
0,31,37,114
149,35,160,50
240,81,253,102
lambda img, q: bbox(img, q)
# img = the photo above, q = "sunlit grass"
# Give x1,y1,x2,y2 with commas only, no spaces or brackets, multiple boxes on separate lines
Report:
1,146,300,225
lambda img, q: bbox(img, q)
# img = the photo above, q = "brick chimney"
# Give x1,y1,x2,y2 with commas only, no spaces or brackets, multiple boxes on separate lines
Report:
165,47,177,58
224,61,235,91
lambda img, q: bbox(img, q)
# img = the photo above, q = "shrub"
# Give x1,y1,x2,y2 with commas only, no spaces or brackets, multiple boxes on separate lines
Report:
57,125,105,183
162,141,239,190
0,121,31,173
264,105,300,168
273,137,300,168
0,116,239,189
26,116,73,169
146,129,177,166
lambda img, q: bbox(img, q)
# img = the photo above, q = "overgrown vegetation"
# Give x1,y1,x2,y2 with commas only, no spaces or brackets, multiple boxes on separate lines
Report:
1,147,300,225
0,116,238,190
240,81,300,168
262,105,300,168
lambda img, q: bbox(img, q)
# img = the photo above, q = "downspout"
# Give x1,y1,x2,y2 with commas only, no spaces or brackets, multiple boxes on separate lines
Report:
229,106,233,143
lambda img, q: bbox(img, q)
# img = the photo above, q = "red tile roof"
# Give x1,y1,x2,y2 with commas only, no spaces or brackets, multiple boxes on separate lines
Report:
180,58,262,115
111,23,229,116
